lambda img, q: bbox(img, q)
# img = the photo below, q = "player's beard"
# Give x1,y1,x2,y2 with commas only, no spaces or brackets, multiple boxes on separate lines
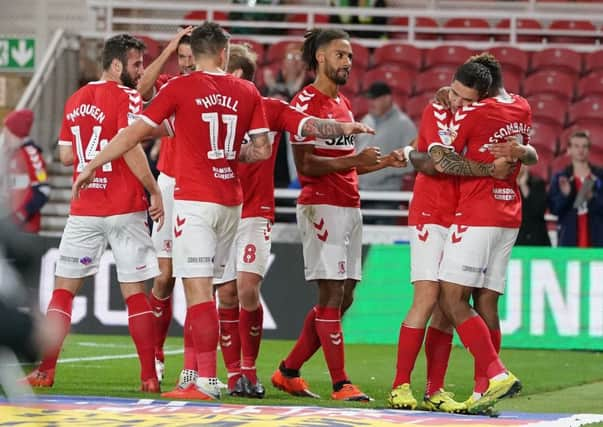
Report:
326,63,349,86
120,68,138,89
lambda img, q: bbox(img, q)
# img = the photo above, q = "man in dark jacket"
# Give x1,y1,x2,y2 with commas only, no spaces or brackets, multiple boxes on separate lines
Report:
548,130,603,247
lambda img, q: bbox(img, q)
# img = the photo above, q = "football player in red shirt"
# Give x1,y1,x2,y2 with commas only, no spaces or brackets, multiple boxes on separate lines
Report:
3,109,50,233
209,43,379,399
22,34,164,392
271,29,407,402
136,25,194,384
74,22,272,401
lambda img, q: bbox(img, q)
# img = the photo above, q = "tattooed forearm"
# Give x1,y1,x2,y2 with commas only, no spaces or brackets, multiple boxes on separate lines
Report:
302,118,344,139
430,145,493,177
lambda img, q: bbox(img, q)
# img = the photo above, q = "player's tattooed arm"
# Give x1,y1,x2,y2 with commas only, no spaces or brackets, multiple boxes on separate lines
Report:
239,132,272,163
487,137,538,166
429,145,510,177
301,118,374,139
408,151,437,175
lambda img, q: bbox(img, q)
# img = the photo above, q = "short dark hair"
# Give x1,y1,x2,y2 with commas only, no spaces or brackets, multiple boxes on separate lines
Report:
178,34,191,47
190,22,230,58
453,62,492,99
468,53,503,95
569,130,592,148
101,34,145,71
227,43,257,82
301,28,350,72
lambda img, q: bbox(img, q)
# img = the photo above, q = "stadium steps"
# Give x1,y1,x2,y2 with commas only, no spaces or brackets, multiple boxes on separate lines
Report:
42,161,72,234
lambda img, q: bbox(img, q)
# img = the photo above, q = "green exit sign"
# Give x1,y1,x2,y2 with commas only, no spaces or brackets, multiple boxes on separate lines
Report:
0,38,35,71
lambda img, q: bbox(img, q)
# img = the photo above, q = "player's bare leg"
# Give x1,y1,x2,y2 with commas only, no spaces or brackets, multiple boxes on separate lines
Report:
216,280,242,394
439,281,520,413
120,281,159,392
148,256,175,382
21,277,84,387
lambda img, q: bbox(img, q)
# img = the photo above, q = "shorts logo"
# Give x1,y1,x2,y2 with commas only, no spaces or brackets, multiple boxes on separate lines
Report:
416,224,429,242
264,222,272,241
60,255,79,264
330,332,342,345
163,240,172,252
313,218,328,242
338,261,346,275
79,256,93,266
462,265,487,274
451,224,469,244
174,215,186,238
135,265,146,270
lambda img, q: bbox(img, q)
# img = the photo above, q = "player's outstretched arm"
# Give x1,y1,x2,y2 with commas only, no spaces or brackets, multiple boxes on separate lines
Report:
301,118,375,139
72,119,154,197
239,131,272,163
357,148,407,175
429,145,514,179
138,26,193,101
293,144,380,177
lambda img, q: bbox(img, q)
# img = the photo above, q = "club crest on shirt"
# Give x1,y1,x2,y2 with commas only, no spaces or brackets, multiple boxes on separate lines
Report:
438,128,457,146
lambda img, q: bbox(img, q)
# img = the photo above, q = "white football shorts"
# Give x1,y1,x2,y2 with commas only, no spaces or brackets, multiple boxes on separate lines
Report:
409,223,449,283
152,173,175,258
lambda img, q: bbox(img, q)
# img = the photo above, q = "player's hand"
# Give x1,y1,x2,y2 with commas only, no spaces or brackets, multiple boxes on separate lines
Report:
342,122,375,135
433,86,451,108
490,157,516,180
72,167,96,199
356,146,381,166
166,26,194,54
558,175,571,196
487,136,525,161
384,148,407,167
148,192,164,231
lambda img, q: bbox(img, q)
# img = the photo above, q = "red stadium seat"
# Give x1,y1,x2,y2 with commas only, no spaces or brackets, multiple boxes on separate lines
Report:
528,159,551,182
393,93,409,110
443,18,491,41
372,43,423,73
577,71,603,100
531,48,582,77
286,13,330,35
424,45,474,70
183,10,229,22
414,68,455,96
567,96,603,127
548,20,597,44
488,46,529,77
504,71,521,95
389,16,439,41
135,35,161,65
351,95,369,120
523,70,576,102
584,50,603,74
528,94,568,128
231,38,266,64
364,66,414,96
343,69,363,97
530,122,560,155
351,42,370,70
550,155,571,175
406,93,436,124
495,18,543,43
265,40,301,64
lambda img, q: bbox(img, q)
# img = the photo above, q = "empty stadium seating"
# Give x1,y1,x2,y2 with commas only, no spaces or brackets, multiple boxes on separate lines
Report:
443,18,491,41
523,70,576,102
423,45,474,70
531,48,583,77
372,43,423,74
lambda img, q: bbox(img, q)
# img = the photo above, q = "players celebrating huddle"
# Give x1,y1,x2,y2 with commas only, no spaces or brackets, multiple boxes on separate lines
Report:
23,21,535,414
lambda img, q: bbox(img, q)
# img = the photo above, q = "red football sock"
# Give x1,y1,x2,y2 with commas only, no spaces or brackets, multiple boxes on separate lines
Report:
183,311,196,371
474,328,502,394
457,316,505,381
425,326,453,396
392,324,425,388
39,289,74,372
125,292,156,381
188,301,218,378
240,305,263,385
148,291,172,363
285,306,321,371
218,307,241,388
315,306,348,385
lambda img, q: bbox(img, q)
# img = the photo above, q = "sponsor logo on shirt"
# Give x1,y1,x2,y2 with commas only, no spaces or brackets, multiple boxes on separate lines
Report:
493,187,516,201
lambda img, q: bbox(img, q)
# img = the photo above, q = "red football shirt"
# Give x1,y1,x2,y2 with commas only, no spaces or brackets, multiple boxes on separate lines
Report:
450,94,532,228
58,80,148,216
240,97,310,221
142,71,269,206
290,85,359,208
408,103,460,227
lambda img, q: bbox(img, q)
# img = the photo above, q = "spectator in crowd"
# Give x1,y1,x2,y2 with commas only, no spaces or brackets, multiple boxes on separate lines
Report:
356,81,416,224
2,109,50,233
329,0,388,39
515,164,551,246
548,130,603,247
262,43,312,100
